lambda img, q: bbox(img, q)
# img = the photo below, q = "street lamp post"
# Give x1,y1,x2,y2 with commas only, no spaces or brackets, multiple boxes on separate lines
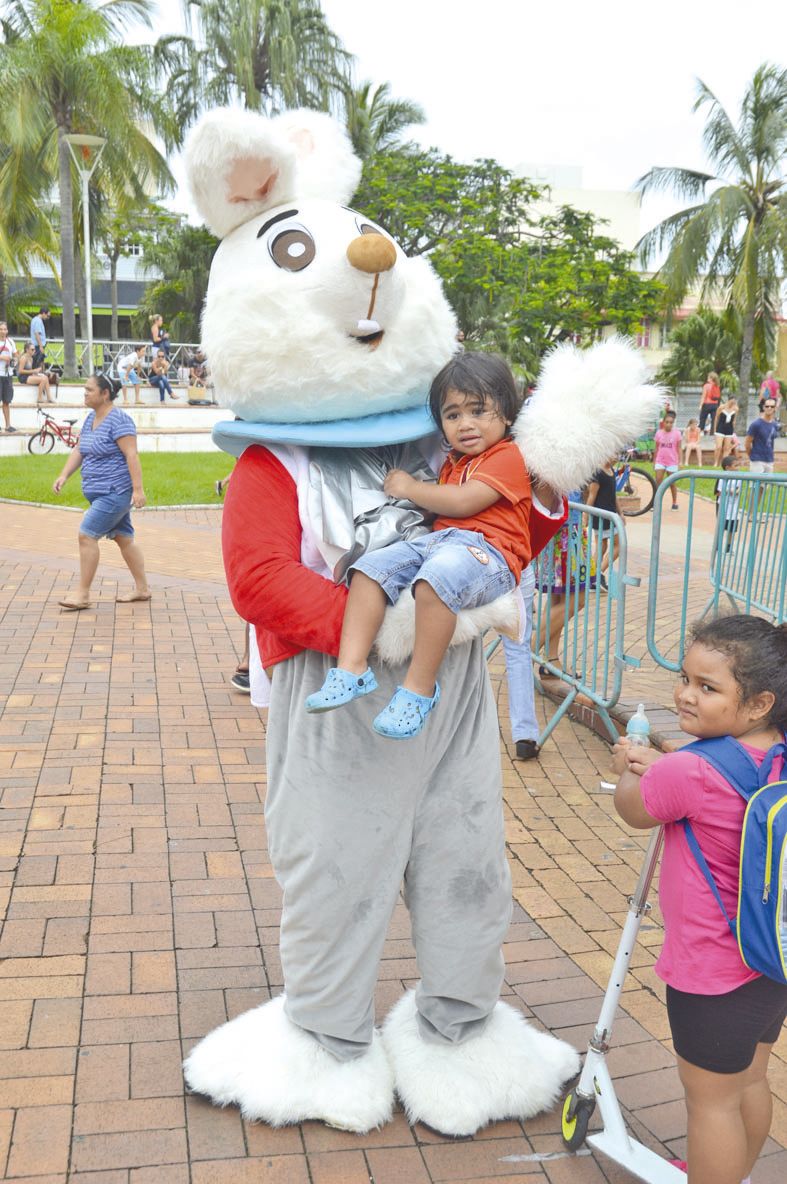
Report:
64,134,106,377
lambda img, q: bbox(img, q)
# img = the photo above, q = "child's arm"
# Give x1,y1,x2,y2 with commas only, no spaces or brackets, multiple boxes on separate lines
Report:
611,740,665,829
384,468,500,518
585,479,600,508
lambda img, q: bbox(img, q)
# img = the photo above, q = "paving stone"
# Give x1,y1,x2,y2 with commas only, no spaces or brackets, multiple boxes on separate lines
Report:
0,498,783,1182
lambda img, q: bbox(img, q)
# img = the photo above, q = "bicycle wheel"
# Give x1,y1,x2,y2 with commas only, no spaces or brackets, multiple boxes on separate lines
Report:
619,465,656,517
28,429,55,455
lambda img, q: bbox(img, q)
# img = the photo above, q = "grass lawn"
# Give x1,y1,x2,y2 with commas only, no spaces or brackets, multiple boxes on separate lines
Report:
0,452,235,507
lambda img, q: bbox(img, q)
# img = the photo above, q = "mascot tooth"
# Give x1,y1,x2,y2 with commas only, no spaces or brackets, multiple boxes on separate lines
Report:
182,104,663,1137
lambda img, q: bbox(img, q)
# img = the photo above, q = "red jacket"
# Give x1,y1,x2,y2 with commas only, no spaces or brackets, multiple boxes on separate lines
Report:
223,444,567,671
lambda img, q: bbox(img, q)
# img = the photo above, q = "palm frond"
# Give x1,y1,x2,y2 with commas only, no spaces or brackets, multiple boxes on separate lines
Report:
635,165,715,200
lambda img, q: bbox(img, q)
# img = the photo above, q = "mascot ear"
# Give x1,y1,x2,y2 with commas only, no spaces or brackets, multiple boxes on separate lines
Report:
184,107,298,238
273,109,362,206
184,107,362,239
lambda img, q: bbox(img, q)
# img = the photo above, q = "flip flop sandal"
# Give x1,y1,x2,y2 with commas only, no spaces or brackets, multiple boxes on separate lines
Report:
305,666,377,713
372,684,441,739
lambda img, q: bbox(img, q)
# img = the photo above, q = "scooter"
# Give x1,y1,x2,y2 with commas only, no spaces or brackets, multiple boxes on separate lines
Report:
560,826,685,1181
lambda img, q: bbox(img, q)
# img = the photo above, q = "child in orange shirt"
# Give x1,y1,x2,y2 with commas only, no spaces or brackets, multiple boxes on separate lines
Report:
683,418,702,466
306,353,532,738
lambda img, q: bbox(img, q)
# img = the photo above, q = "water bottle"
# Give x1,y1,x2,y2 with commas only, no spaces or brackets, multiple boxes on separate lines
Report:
626,703,651,748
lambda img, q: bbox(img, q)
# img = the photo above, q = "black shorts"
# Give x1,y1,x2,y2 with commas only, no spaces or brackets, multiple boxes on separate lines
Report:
0,375,13,404
667,976,787,1074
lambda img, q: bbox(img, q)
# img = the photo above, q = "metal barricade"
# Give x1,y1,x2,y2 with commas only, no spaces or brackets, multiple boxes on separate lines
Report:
646,470,787,673
488,501,639,745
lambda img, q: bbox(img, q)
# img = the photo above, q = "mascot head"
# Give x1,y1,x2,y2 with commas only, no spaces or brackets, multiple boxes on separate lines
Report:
184,107,457,427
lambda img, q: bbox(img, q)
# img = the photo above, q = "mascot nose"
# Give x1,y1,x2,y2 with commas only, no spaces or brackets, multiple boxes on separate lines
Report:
346,233,397,275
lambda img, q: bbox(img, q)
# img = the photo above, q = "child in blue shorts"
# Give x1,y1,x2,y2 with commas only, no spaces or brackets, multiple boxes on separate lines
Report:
305,353,532,739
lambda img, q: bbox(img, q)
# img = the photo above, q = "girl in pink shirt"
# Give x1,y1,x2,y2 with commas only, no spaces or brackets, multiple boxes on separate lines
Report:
613,615,787,1184
654,410,682,510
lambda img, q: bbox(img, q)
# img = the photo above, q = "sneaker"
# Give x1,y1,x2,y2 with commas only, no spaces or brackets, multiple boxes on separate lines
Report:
671,504,679,511
515,739,540,761
230,668,250,692
598,573,608,592
6,425,17,433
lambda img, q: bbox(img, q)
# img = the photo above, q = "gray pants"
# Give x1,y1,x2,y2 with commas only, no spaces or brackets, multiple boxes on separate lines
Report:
266,639,512,1061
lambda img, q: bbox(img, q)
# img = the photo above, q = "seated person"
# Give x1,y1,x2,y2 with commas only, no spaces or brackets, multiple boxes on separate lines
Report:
18,342,55,404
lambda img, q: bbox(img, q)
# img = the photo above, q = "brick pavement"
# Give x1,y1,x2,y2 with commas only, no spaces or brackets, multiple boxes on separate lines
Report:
0,501,785,1183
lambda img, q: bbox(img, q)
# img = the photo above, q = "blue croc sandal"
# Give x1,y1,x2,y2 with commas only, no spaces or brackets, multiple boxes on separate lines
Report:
305,667,377,713
373,684,441,739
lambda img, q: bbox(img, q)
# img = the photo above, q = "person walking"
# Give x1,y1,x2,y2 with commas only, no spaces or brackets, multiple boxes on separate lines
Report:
501,564,540,760
29,306,50,367
584,458,620,589
745,398,779,474
53,374,151,610
713,395,739,466
0,321,19,433
654,410,682,510
757,371,781,414
698,371,721,435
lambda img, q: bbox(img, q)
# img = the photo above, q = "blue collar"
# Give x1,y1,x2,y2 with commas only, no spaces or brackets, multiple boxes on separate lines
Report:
212,405,437,456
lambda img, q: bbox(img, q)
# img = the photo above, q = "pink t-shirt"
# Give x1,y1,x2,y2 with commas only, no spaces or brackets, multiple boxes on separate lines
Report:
641,744,785,993
654,428,681,468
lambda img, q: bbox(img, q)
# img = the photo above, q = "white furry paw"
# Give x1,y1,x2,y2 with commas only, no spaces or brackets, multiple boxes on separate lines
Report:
374,588,521,666
183,995,394,1133
382,991,580,1137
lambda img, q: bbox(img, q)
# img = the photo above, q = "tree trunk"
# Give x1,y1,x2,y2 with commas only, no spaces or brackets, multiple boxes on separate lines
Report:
739,306,756,403
110,252,119,343
0,269,6,325
74,243,87,342
57,127,78,378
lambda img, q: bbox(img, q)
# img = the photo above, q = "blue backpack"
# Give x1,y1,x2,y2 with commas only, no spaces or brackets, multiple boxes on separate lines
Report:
681,735,787,984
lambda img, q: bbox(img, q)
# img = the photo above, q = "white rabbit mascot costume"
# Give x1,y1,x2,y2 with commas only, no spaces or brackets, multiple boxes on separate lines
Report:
182,107,663,1137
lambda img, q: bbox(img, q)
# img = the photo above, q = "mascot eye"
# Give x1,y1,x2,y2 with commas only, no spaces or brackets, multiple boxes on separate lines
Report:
356,219,386,238
268,227,316,271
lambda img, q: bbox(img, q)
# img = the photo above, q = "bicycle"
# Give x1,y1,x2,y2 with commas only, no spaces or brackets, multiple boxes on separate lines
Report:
27,408,80,455
613,447,657,517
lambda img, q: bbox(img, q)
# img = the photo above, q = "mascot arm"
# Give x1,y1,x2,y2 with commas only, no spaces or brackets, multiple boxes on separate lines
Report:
222,446,348,656
529,496,568,558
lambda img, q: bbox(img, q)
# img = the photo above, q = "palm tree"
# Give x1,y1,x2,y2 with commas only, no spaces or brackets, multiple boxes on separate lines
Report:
0,0,174,376
159,0,351,129
657,309,744,391
343,81,425,160
637,64,787,398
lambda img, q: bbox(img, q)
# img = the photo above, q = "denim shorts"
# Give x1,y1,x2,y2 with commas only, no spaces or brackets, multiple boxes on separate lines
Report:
80,491,134,540
349,527,515,614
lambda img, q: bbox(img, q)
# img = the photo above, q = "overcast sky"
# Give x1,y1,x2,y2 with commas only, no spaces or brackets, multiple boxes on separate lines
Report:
153,0,785,238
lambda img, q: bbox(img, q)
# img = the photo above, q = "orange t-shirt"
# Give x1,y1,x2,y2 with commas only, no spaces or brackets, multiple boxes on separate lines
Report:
702,382,721,405
433,438,532,580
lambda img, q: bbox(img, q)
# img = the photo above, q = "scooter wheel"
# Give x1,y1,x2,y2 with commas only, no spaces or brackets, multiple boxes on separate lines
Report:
561,1089,596,1151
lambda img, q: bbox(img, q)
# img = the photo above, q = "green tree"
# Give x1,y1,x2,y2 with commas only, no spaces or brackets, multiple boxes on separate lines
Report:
656,309,750,392
136,222,219,343
0,0,174,375
159,0,351,129
436,206,664,378
96,199,174,341
354,149,662,376
353,146,541,260
637,64,787,398
343,80,424,160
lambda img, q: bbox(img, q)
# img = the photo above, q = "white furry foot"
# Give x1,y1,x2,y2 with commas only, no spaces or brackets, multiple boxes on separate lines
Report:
382,991,580,1137
183,995,394,1133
